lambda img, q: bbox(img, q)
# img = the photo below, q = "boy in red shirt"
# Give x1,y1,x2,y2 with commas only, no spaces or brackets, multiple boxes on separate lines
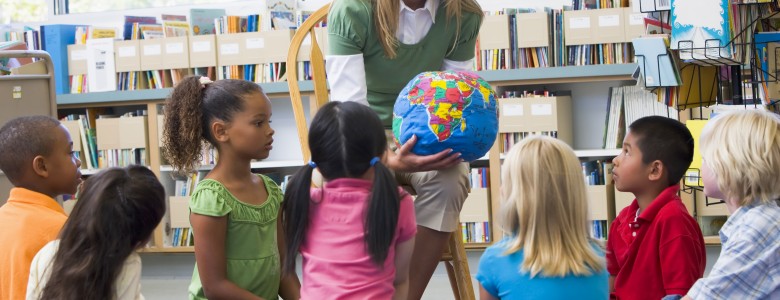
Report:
0,116,82,300
608,116,705,300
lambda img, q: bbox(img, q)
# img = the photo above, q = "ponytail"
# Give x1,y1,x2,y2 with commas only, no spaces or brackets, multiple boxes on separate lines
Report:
163,76,207,174
281,163,315,276
365,160,400,265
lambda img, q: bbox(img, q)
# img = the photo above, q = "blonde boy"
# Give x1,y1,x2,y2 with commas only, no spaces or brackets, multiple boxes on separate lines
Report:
685,110,780,299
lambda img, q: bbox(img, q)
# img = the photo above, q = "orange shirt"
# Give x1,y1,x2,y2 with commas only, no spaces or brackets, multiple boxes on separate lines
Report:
0,188,67,300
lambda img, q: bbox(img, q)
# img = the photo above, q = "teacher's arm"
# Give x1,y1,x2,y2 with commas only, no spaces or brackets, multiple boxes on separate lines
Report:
325,0,370,105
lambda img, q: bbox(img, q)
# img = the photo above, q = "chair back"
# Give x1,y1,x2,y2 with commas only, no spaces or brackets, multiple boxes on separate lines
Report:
287,3,331,162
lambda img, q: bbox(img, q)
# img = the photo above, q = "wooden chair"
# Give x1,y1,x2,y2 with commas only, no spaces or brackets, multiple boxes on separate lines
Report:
286,3,475,299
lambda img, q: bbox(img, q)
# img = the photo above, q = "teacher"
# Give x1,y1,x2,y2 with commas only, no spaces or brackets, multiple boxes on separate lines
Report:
326,0,483,298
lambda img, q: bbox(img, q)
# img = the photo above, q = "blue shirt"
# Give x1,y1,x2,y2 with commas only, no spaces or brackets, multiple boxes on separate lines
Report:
687,202,780,300
476,238,609,300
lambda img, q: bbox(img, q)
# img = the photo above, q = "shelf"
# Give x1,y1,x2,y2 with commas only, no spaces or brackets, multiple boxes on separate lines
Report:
703,235,721,245
57,81,317,106
56,66,638,106
497,149,620,160
140,246,194,253
476,64,638,86
464,242,493,250
80,168,101,176
159,160,305,172
574,149,621,157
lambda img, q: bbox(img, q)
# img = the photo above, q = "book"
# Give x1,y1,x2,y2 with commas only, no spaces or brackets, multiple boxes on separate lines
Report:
40,24,84,94
684,119,708,186
189,8,225,35
670,0,732,61
0,40,33,74
85,38,117,92
266,0,297,30
632,36,679,87
123,16,156,40
677,64,718,109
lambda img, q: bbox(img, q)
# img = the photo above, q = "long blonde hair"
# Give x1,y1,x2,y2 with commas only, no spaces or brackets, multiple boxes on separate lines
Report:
700,110,780,206
501,136,604,278
373,0,483,59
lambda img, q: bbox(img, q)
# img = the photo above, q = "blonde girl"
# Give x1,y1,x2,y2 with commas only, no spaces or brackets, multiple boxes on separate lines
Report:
476,135,608,300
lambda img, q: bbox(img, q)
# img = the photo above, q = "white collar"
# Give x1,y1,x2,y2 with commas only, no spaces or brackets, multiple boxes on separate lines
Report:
399,0,439,23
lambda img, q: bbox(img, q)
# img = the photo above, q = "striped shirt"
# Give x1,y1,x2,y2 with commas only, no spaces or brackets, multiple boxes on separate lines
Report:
687,201,780,299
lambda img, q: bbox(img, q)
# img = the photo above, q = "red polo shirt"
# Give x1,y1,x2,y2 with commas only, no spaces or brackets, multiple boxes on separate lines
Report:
606,185,705,300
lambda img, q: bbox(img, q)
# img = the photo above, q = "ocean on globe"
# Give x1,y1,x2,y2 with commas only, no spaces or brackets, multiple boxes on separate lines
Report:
392,71,498,162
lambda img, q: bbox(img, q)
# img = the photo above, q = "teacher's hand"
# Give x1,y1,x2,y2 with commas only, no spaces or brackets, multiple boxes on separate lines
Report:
386,135,463,173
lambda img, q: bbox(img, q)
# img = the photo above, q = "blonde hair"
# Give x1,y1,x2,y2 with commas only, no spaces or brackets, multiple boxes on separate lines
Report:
373,0,483,59
700,109,780,206
500,136,604,278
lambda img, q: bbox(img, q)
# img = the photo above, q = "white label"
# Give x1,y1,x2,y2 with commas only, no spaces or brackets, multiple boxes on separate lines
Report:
598,15,620,27
531,104,553,116
246,38,265,49
629,13,646,25
220,43,239,55
192,41,211,53
502,104,524,116
143,44,161,56
165,42,184,54
117,46,135,58
71,50,88,61
569,17,591,29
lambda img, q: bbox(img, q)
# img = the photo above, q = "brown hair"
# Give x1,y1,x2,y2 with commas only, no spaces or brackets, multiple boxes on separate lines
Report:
39,166,165,300
162,76,263,173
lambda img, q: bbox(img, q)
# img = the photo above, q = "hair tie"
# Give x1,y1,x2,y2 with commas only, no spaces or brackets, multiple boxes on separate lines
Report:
308,161,317,168
370,157,380,166
199,76,213,89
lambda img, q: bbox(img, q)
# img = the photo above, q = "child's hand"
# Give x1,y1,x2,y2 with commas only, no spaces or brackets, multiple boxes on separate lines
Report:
387,135,463,172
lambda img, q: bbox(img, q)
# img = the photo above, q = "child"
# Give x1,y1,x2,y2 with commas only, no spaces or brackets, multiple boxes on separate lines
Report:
476,135,608,300
608,116,705,300
26,165,166,300
0,116,82,300
162,76,299,300
685,110,780,299
282,101,417,299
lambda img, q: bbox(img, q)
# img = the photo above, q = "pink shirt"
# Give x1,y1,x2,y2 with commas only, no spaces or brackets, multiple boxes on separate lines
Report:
300,178,417,300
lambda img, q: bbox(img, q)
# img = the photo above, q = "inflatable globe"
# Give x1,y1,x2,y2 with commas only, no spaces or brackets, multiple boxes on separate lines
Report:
392,71,498,162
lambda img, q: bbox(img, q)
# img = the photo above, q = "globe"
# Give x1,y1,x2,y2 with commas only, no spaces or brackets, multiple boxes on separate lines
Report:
392,71,498,162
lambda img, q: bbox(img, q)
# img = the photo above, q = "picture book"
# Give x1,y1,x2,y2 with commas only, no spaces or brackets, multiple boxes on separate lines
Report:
670,0,732,61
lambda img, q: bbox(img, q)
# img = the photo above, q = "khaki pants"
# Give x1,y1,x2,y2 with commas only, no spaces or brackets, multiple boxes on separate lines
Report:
387,131,470,233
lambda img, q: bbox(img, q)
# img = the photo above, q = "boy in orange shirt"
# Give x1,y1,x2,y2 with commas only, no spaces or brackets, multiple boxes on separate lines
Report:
0,116,82,300
607,116,706,300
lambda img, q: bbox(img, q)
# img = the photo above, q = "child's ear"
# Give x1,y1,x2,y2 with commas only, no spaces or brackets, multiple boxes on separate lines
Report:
211,120,229,143
647,160,664,182
31,155,49,178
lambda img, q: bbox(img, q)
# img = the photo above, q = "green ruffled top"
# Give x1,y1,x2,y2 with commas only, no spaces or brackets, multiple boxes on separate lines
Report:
187,175,282,300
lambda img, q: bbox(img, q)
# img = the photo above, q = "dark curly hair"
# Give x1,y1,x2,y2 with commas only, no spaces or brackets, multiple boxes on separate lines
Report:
162,76,263,173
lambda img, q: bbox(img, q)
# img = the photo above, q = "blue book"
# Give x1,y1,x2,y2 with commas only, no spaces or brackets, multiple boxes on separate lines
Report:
632,37,680,87
40,24,85,94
